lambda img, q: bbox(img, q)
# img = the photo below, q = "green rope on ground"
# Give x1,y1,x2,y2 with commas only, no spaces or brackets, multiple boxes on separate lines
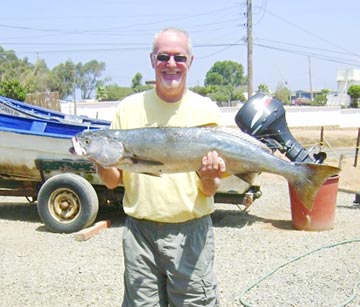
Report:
239,238,360,307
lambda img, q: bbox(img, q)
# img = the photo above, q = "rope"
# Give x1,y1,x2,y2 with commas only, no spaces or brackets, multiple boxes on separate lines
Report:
239,238,360,307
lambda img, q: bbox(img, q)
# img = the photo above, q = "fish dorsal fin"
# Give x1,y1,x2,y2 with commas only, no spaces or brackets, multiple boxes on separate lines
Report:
212,126,272,153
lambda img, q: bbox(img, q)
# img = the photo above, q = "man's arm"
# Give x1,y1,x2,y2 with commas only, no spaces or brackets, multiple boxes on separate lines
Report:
95,163,123,189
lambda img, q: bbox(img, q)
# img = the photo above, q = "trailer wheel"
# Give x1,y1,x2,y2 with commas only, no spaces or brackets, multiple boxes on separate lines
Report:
37,173,99,233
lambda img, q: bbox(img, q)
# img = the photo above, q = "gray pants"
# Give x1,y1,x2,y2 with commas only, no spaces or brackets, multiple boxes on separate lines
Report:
121,215,219,307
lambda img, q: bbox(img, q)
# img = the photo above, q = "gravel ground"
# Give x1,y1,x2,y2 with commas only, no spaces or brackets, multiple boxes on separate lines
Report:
1,174,360,307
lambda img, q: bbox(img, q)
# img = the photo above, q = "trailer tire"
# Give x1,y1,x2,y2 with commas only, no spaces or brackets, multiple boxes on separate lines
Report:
37,173,99,233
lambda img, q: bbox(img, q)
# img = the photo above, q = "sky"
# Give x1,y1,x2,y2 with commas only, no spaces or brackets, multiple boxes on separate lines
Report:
1,0,359,94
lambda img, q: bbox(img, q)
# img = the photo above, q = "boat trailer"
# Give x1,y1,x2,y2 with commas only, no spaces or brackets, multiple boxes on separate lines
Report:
0,158,262,233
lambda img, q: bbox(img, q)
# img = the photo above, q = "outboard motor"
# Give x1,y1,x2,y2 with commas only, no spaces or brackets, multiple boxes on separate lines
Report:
235,93,326,163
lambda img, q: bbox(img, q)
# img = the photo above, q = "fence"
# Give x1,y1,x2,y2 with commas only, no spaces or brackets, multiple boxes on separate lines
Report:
26,92,60,111
219,105,360,128
60,101,360,128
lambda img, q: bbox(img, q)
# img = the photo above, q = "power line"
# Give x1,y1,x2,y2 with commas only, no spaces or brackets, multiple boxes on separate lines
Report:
0,5,240,36
254,43,360,67
262,7,359,58
2,40,359,68
256,38,360,58
196,40,246,59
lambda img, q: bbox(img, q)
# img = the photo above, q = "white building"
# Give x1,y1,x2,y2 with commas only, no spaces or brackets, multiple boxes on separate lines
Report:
327,68,360,107
337,68,360,95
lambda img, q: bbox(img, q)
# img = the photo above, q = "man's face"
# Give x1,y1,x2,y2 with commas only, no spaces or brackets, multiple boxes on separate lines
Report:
151,31,193,100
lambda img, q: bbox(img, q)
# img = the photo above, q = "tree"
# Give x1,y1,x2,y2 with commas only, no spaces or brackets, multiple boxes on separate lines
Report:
204,60,246,87
232,87,246,102
23,59,49,93
347,85,360,108
313,89,329,106
76,60,106,99
130,72,152,93
190,85,210,97
257,83,270,94
0,47,34,98
207,88,230,105
0,46,116,101
204,72,224,86
131,73,142,88
202,60,247,105
274,83,291,105
202,85,235,106
48,60,76,100
0,79,26,101
0,47,28,81
97,84,134,101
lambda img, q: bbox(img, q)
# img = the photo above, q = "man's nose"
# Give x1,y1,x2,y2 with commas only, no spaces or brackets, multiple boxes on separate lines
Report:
168,55,177,67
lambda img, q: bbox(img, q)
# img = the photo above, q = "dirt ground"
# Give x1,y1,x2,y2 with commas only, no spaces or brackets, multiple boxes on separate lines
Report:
290,126,359,193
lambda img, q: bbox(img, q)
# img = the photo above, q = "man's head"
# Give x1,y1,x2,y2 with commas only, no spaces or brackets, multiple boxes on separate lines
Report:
150,28,194,102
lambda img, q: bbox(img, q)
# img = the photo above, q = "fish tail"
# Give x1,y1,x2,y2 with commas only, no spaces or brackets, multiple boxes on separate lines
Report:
289,163,341,209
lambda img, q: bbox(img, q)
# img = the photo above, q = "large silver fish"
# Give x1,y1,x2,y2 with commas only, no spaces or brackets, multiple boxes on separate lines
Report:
70,127,340,209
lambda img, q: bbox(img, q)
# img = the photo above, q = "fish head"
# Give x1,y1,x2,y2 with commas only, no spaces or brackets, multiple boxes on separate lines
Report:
70,130,125,167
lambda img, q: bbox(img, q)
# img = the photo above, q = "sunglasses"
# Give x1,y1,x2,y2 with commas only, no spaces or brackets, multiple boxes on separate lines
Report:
156,54,188,63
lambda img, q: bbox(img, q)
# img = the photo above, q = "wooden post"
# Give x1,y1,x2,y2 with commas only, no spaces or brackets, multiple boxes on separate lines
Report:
338,154,344,169
320,126,324,147
354,128,360,167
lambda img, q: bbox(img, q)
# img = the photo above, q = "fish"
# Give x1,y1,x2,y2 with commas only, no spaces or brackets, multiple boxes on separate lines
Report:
70,126,340,209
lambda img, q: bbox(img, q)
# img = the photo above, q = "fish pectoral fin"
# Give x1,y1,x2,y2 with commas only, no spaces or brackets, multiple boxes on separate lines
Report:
129,156,164,166
234,172,260,184
140,172,162,177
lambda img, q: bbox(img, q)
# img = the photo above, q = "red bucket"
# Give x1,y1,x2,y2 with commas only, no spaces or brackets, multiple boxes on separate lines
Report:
288,175,339,231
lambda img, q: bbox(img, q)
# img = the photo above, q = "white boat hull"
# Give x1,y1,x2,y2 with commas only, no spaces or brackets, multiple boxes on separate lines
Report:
0,130,98,182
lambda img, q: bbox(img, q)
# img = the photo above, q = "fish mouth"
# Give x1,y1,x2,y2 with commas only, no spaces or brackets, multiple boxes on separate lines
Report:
69,146,76,154
70,136,86,155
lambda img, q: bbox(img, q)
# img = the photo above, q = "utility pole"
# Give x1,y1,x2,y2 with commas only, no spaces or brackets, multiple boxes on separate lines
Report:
73,67,77,115
308,55,313,101
247,0,253,99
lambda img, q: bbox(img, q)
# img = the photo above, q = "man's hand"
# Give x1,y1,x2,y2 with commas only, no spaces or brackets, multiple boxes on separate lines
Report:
197,151,226,196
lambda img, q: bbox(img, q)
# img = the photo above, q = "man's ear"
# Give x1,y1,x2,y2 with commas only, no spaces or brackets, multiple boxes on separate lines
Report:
188,55,194,70
150,53,155,69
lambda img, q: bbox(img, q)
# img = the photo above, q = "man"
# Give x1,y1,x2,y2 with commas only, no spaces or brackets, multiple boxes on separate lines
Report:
96,27,225,306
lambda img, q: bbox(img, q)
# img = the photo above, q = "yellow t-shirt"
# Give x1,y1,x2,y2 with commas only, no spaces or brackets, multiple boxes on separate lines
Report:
111,89,221,223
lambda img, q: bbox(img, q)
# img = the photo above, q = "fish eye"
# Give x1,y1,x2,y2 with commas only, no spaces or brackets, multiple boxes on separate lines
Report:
84,138,90,145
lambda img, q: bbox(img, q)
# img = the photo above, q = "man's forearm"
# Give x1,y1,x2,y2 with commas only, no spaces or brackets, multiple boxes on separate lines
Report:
96,164,123,189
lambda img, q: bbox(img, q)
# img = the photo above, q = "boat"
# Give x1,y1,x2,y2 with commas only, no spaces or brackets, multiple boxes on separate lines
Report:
0,112,103,182
0,95,110,127
0,112,123,233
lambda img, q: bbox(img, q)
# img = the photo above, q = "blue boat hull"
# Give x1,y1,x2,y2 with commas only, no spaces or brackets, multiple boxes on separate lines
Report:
0,95,110,127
